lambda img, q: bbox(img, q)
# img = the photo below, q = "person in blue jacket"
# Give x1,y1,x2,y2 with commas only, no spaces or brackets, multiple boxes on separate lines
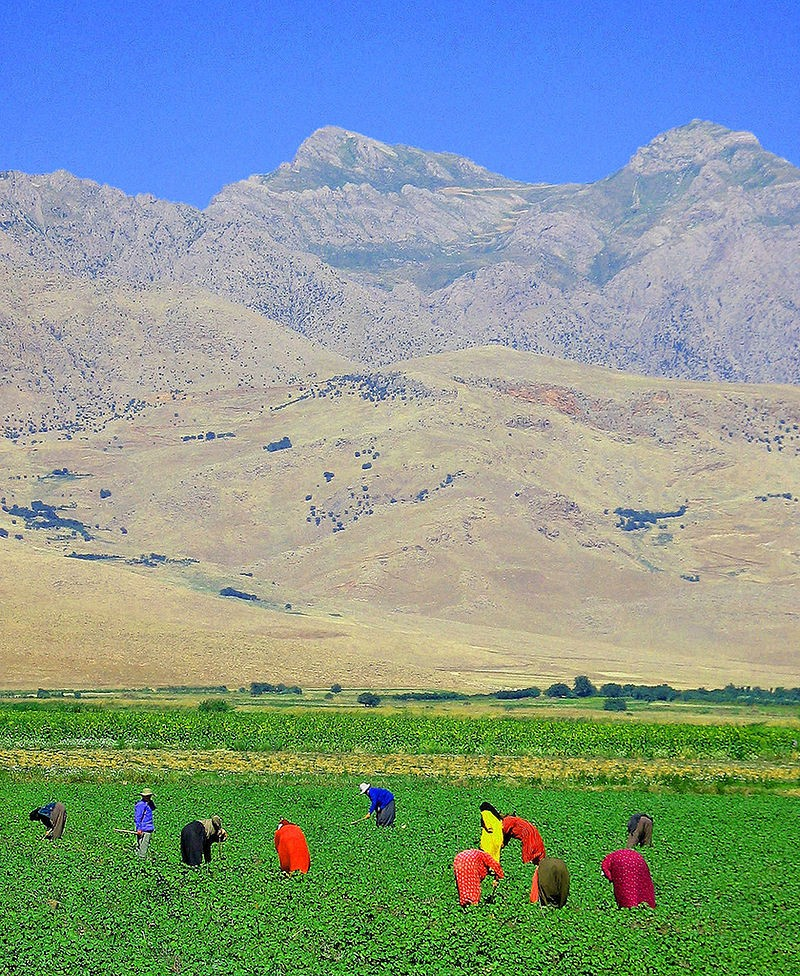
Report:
354,782,396,826
134,789,155,857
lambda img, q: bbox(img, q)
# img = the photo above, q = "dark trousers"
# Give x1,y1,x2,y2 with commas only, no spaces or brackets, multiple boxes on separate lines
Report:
375,799,396,826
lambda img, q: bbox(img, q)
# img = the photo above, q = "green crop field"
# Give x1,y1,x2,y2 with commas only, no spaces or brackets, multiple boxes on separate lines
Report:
1,701,797,760
2,704,798,975
2,777,798,975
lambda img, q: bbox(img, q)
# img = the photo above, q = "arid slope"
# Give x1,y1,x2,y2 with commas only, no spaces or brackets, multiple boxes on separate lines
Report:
1,348,797,690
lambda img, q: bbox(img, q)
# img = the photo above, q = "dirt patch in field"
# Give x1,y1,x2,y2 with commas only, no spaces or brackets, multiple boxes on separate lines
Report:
1,748,796,790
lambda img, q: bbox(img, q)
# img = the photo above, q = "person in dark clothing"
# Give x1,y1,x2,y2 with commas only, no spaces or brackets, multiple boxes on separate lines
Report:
30,801,67,840
626,813,654,848
180,816,227,866
530,856,570,907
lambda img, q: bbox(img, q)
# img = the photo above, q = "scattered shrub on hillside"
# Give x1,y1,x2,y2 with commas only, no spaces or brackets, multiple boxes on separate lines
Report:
604,697,627,711
265,436,292,453
220,587,259,601
357,692,381,708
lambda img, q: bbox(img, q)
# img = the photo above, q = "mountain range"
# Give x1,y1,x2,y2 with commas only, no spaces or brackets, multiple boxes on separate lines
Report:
0,122,798,690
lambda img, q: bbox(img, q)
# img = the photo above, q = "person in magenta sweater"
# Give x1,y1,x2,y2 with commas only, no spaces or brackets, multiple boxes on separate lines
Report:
601,848,656,908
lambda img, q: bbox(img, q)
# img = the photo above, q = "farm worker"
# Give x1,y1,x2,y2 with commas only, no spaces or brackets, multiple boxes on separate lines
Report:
274,819,311,874
530,857,570,907
180,816,227,866
134,789,155,857
353,783,396,826
29,801,67,840
501,815,545,864
479,802,505,861
453,849,504,907
601,849,656,908
626,812,654,848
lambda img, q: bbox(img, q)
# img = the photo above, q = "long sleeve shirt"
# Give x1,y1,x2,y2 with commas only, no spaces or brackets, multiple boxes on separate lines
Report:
601,849,655,908
453,849,504,906
134,800,154,832
366,787,394,814
501,816,546,864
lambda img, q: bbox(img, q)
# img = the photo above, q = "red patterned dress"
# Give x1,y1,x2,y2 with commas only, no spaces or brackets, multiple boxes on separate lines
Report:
453,849,504,906
601,849,656,908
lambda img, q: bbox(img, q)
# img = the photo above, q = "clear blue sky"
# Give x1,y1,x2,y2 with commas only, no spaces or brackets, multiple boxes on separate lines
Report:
1,0,797,208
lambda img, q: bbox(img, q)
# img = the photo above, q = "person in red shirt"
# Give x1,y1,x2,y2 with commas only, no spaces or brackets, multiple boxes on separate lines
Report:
601,848,656,908
274,819,311,874
501,815,546,864
453,848,504,906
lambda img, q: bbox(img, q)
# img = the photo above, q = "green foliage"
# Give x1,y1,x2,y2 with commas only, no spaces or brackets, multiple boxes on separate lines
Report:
197,698,232,714
494,687,541,700
2,775,798,975
0,703,795,762
603,697,627,712
357,692,381,708
573,675,598,698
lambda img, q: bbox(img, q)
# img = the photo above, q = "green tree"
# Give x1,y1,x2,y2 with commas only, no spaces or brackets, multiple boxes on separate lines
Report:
573,675,598,698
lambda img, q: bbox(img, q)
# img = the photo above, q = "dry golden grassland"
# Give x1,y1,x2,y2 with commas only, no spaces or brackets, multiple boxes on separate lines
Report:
1,348,798,691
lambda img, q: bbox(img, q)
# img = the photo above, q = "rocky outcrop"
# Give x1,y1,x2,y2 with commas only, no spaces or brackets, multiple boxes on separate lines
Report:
1,120,798,435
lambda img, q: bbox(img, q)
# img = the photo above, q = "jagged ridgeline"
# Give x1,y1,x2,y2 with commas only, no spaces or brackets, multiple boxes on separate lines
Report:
2,119,800,442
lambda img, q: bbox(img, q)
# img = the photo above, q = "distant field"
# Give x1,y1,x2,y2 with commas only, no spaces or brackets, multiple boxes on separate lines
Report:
1,702,797,792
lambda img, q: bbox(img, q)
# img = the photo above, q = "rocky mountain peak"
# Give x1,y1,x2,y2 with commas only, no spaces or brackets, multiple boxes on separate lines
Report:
262,126,518,193
628,120,767,176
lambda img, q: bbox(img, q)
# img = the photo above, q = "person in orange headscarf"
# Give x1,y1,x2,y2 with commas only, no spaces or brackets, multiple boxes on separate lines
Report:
501,815,546,864
274,819,311,874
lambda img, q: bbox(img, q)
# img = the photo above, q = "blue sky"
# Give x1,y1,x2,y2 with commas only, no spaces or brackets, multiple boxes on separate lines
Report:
1,0,797,208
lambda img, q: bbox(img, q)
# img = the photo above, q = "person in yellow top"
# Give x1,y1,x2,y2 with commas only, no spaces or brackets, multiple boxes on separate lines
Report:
478,801,505,862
